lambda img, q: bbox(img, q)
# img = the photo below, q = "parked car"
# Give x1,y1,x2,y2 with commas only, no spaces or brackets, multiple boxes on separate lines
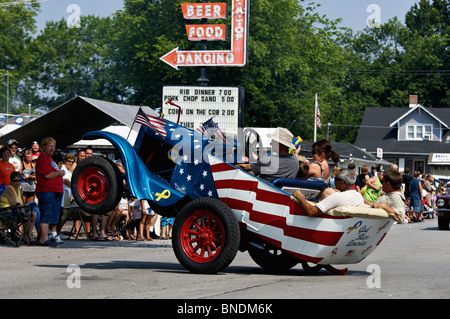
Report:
71,111,394,274
436,194,450,230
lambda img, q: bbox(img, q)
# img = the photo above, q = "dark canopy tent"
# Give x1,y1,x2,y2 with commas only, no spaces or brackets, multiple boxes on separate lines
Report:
0,96,156,149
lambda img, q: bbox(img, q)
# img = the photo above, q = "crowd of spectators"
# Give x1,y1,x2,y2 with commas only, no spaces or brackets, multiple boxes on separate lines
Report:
0,138,173,246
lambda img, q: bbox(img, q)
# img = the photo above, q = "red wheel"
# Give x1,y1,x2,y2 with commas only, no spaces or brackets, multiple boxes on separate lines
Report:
72,156,123,214
173,198,240,274
77,167,109,205
180,210,226,263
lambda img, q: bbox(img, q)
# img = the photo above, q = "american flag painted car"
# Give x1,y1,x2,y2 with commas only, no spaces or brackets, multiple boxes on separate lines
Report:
72,112,393,275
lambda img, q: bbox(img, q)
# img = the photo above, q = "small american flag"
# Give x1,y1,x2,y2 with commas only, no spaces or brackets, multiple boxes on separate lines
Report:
134,108,167,138
195,117,226,142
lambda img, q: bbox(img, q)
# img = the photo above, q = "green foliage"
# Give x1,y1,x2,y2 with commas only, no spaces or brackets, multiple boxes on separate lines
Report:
0,0,448,143
0,0,40,112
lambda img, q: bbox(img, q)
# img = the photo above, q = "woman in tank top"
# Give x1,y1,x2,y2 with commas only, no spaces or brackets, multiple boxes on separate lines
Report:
302,139,340,183
0,171,37,242
20,149,36,203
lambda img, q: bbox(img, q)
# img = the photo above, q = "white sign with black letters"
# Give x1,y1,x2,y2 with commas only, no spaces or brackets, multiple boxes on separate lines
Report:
162,86,244,136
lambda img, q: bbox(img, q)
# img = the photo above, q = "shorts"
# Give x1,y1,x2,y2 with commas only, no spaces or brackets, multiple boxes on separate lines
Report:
37,192,63,225
161,216,175,227
410,196,421,213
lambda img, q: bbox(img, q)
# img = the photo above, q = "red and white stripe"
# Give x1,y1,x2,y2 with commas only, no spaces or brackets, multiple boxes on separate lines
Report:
147,114,167,138
208,155,350,264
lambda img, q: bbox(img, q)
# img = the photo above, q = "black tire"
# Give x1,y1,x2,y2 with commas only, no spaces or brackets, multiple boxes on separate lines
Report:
437,215,449,230
172,197,240,274
301,262,322,275
71,156,123,215
248,241,298,271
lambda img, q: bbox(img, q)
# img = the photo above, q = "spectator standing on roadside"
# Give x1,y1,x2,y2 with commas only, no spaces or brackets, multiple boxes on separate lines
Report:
85,146,94,158
35,137,65,246
0,146,16,191
355,165,369,192
20,148,36,204
409,171,424,222
30,141,40,161
402,167,412,198
7,139,21,171
71,148,86,173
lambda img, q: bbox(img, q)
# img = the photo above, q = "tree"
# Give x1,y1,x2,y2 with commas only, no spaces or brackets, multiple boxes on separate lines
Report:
0,0,40,113
344,0,449,111
112,0,348,141
27,16,121,111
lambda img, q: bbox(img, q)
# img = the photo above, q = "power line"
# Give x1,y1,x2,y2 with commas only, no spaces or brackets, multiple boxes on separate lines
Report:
0,0,48,7
349,69,450,76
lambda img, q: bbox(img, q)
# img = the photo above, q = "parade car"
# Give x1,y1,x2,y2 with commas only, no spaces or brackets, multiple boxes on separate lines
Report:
436,194,450,230
71,109,395,275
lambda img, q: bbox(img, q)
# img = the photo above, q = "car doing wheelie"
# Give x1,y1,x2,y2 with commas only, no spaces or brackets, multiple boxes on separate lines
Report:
72,111,394,275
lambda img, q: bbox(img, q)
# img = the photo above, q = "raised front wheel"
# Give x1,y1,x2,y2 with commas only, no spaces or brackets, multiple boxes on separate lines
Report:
172,198,240,274
71,156,123,214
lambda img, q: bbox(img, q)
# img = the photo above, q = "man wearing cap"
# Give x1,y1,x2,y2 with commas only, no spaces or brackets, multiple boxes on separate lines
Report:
7,139,20,171
238,127,299,182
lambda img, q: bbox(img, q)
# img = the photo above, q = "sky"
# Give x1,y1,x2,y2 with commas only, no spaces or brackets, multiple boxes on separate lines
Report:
35,0,420,32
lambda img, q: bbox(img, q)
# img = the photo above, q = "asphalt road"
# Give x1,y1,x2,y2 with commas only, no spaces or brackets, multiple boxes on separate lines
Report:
1,217,449,302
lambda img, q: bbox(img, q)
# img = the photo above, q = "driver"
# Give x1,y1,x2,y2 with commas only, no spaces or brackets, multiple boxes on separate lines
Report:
237,127,299,182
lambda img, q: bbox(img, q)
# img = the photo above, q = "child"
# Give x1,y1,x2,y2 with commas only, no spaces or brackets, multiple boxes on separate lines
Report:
161,216,175,240
127,197,142,240
296,161,309,179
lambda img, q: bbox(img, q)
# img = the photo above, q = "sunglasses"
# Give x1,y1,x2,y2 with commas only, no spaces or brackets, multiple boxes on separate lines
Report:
66,160,75,163
12,179,22,183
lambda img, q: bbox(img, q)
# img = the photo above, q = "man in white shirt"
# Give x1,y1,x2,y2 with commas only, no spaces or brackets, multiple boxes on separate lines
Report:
292,168,364,217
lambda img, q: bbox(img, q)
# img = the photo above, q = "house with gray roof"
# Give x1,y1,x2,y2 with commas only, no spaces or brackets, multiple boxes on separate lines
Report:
354,96,450,179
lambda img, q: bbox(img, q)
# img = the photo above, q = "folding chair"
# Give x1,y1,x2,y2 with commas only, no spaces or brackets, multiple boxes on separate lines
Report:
59,190,89,240
0,205,33,247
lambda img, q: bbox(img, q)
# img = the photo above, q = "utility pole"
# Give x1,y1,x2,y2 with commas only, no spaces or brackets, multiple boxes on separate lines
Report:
6,71,9,120
313,93,318,142
197,0,209,86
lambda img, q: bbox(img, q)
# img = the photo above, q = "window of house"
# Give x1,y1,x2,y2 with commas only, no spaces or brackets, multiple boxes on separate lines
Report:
406,125,433,141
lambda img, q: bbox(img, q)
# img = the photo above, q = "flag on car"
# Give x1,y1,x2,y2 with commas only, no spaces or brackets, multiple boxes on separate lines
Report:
134,108,167,138
195,117,226,142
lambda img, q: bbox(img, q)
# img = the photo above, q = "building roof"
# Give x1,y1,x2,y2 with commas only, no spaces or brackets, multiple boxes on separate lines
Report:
389,104,450,128
299,141,391,166
0,96,156,149
354,107,450,155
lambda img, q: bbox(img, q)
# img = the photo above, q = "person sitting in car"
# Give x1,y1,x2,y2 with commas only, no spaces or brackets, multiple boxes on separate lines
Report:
292,168,364,217
237,127,299,182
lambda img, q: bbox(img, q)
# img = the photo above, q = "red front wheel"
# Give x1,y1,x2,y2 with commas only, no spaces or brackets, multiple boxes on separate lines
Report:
173,198,240,274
